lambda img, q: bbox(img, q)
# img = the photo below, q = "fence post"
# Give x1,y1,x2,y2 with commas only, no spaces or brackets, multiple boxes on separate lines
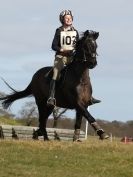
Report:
124,136,127,143
85,121,88,140
110,133,112,142
0,126,4,139
85,107,89,140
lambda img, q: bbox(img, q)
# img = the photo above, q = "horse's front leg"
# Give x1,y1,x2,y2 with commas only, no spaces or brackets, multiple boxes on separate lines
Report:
73,111,83,142
76,104,109,140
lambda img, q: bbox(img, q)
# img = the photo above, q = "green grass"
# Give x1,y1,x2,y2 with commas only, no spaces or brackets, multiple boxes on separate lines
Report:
0,139,133,177
0,116,21,125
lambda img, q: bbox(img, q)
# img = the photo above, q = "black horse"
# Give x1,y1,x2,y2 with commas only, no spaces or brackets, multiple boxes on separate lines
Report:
0,30,109,141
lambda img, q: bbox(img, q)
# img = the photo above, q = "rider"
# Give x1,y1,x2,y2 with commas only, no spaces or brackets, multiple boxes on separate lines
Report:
47,10,101,106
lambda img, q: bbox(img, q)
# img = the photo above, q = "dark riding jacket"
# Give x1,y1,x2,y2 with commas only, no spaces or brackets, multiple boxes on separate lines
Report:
51,26,79,55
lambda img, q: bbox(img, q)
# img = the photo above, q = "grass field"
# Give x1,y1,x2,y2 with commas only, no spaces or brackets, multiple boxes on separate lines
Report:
0,116,21,125
0,138,133,177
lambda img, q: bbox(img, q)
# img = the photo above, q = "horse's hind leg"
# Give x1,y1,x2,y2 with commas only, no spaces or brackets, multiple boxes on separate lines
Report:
35,100,53,141
73,111,83,142
52,108,61,141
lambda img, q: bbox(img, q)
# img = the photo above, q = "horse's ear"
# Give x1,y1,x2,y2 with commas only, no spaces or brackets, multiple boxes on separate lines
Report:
84,30,89,37
94,32,99,39
84,30,99,39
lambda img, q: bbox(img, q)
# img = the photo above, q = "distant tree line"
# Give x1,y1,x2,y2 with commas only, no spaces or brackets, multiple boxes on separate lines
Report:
0,98,133,138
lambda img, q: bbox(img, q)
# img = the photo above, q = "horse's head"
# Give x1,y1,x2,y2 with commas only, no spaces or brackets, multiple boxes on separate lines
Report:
75,30,99,69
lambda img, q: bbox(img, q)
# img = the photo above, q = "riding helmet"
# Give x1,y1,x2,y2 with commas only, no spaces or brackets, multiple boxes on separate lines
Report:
59,10,73,24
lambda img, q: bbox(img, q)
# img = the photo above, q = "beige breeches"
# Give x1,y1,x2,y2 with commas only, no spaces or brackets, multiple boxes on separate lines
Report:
52,55,73,80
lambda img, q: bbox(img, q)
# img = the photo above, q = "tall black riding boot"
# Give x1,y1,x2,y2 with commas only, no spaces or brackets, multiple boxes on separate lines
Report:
47,79,56,106
90,97,101,105
91,122,109,140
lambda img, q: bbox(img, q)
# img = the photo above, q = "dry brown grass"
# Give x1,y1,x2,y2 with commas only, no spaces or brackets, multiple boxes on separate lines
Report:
0,138,133,177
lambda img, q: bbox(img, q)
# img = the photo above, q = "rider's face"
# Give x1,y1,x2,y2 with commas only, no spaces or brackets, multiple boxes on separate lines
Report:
63,15,73,26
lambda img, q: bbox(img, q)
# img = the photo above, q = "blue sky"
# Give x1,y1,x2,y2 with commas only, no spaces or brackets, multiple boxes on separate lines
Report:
0,0,133,122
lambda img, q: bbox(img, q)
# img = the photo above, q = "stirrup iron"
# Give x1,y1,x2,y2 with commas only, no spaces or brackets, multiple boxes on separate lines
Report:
47,97,56,106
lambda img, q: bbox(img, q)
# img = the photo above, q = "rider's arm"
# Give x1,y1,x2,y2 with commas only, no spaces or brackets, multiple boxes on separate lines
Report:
51,28,61,52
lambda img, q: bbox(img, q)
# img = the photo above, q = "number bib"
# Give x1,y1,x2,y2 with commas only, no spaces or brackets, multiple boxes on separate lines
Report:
60,31,77,50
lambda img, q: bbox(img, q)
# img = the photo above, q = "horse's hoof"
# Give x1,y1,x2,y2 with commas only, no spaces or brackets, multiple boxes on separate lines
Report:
44,137,50,141
99,132,110,140
73,139,82,142
33,136,39,140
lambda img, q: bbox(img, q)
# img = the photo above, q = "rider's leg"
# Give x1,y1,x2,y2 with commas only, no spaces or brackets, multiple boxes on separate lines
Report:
87,78,101,105
47,55,64,106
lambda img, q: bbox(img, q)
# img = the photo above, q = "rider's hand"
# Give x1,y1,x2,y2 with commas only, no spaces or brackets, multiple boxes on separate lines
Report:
60,49,72,54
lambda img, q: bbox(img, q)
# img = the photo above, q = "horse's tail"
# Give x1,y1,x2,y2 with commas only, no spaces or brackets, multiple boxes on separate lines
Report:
0,83,32,109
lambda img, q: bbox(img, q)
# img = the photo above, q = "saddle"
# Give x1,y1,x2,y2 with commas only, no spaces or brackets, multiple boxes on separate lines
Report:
45,66,68,85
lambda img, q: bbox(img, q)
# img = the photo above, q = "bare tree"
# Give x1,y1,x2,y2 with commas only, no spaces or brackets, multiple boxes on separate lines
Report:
52,107,68,128
19,101,38,126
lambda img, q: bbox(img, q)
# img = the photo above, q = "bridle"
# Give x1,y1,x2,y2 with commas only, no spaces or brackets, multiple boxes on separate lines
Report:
82,37,98,62
73,31,98,68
